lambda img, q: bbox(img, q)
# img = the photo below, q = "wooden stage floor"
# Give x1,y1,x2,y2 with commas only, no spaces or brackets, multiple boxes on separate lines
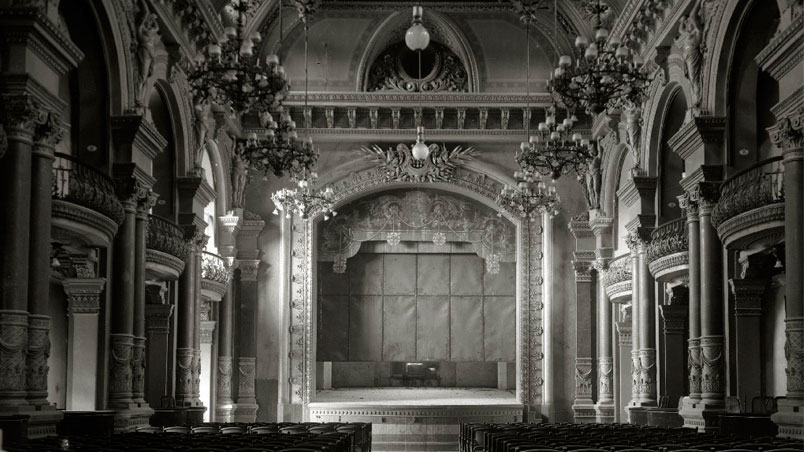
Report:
311,387,517,406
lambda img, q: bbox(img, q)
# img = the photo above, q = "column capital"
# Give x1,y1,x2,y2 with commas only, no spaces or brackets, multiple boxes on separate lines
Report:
616,321,632,346
678,192,699,219
63,277,106,314
0,92,41,138
729,279,766,316
237,259,260,282
200,320,216,345
179,213,209,252
659,304,688,334
32,109,63,152
113,163,156,206
145,304,174,333
769,108,804,153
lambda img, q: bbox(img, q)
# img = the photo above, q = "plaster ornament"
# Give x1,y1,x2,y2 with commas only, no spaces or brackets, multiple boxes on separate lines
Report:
360,143,475,183
231,152,249,209
133,1,160,106
674,2,706,108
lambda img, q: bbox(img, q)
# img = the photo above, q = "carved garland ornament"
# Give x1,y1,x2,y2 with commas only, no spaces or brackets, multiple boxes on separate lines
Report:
360,143,475,183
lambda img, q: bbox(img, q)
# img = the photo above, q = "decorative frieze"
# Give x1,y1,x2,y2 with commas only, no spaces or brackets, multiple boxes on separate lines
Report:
63,278,105,314
131,337,146,401
359,142,475,183
638,348,656,402
216,356,234,422
660,303,688,335
200,320,216,345
108,334,134,406
175,347,194,405
145,303,173,334
616,321,632,347
598,357,614,402
700,335,724,400
729,279,766,317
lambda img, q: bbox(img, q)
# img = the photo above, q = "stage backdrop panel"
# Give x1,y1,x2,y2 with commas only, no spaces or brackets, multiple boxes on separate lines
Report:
318,252,516,386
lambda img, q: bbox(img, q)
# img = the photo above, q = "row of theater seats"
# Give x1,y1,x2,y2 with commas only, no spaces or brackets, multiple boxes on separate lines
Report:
4,422,371,452
460,422,804,452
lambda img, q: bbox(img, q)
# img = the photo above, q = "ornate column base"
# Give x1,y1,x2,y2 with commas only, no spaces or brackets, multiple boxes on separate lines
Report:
688,338,702,402
215,356,235,423
595,357,615,423
131,337,146,403
637,348,657,406
771,317,804,439
192,349,203,406
699,335,725,406
625,350,641,423
0,310,29,408
234,357,258,422
572,358,596,423
109,334,153,432
25,315,50,406
175,347,195,407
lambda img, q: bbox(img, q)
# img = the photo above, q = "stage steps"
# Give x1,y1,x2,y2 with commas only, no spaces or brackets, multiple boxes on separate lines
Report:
308,404,524,452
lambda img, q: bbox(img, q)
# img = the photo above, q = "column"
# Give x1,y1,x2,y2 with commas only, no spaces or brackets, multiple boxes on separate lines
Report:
770,113,804,438
658,285,688,408
235,260,259,422
591,215,615,423
0,95,37,409
637,238,657,407
540,212,555,420
679,194,702,402
729,279,765,408
571,259,596,423
697,185,724,408
144,283,173,408
27,112,61,410
133,193,157,405
199,300,216,422
216,279,236,422
176,216,205,410
616,313,633,423
626,236,641,420
63,277,105,410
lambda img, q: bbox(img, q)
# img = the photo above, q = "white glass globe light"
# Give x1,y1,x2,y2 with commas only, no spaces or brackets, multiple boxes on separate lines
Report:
405,6,430,51
411,126,430,160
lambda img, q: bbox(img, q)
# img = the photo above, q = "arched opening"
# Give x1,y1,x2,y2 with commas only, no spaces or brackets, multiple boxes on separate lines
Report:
657,90,687,224
726,0,780,171
59,1,110,172
149,87,177,221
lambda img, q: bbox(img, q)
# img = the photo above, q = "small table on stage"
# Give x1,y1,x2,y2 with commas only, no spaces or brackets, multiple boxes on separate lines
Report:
718,413,778,438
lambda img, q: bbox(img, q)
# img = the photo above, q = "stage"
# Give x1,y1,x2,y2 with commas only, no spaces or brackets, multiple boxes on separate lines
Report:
308,388,524,452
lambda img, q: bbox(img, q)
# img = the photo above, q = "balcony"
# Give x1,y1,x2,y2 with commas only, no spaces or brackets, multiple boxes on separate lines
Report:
712,157,785,250
603,253,632,301
647,218,689,283
52,152,124,247
146,215,188,281
201,251,231,300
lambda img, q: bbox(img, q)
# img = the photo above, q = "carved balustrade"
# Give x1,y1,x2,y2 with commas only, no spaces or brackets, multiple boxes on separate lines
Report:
145,215,188,281
647,217,689,282
51,152,125,246
603,253,633,301
201,251,231,299
712,157,785,249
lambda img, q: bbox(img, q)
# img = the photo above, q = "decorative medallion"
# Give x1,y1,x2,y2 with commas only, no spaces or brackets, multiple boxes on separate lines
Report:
360,143,475,183
368,42,468,93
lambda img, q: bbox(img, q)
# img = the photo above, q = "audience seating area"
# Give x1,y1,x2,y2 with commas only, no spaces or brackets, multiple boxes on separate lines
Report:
3,422,371,452
460,422,804,452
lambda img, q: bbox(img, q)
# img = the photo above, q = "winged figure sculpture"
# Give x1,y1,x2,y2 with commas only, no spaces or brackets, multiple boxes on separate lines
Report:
360,143,476,183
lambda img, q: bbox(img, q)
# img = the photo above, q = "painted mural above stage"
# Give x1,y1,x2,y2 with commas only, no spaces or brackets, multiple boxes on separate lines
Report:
318,189,516,274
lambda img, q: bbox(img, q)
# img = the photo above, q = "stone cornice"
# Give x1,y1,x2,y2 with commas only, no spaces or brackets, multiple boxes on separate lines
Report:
283,91,554,107
569,213,594,239
111,116,168,161
0,7,83,76
667,117,726,161
755,14,804,82
770,87,804,123
617,175,656,209
0,73,67,117
679,165,723,194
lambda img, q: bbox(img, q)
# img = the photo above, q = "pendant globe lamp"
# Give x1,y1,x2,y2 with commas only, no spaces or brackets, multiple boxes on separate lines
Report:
406,5,431,160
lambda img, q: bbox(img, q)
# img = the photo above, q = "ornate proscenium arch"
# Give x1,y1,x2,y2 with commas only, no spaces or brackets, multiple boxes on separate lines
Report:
280,165,546,417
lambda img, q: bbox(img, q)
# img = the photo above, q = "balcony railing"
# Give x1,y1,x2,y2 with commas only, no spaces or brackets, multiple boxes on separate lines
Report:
602,253,632,289
52,152,124,225
647,218,688,264
712,157,784,228
147,215,189,261
201,251,231,286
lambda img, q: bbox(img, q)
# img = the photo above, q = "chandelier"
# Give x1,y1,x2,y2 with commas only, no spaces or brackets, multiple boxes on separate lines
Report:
497,9,561,219
188,0,290,115
270,1,334,221
517,105,595,179
236,108,318,179
547,0,650,115
497,170,561,220
271,170,337,220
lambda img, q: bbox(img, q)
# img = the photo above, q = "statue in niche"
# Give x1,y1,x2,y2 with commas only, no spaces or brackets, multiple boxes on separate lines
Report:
231,151,249,209
624,103,642,172
582,145,602,209
193,101,211,172
674,1,705,107
134,1,160,105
